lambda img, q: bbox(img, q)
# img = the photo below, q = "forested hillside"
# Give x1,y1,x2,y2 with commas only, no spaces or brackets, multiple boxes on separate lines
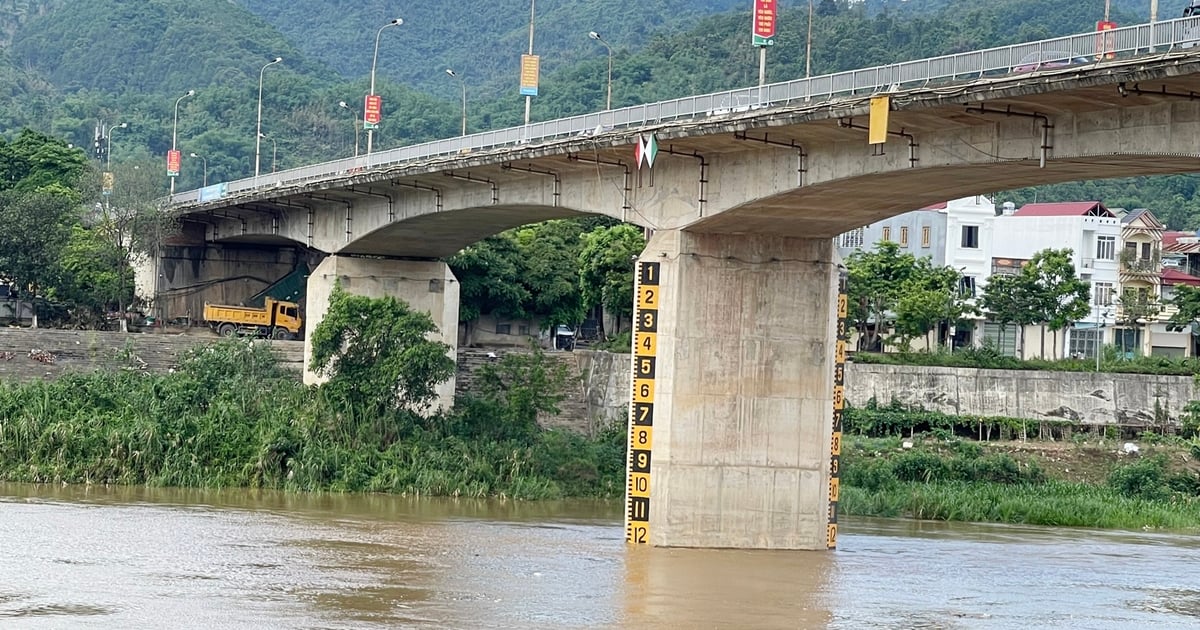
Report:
4,0,1200,225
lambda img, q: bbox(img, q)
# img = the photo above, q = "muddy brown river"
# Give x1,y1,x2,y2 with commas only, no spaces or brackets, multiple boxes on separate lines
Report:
2,483,1199,629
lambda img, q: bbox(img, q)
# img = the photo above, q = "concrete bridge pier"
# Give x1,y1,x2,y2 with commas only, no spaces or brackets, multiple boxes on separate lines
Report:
302,255,460,411
628,230,839,550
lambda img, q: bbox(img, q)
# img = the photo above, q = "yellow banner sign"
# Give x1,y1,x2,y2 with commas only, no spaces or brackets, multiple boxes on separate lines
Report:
868,95,891,145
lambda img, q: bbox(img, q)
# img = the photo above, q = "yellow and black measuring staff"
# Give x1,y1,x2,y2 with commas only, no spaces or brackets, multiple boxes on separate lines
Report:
626,261,660,545
828,270,848,549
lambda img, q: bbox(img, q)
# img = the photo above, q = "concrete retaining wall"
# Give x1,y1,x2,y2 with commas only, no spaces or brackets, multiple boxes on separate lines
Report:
845,363,1195,427
478,352,1196,431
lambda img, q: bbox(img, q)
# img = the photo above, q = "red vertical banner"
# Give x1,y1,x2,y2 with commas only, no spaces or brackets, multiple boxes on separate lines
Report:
363,94,382,129
1096,20,1117,60
753,0,777,47
166,149,181,177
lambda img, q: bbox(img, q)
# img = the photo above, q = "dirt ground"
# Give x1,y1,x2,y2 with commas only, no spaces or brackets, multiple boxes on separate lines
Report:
981,440,1199,484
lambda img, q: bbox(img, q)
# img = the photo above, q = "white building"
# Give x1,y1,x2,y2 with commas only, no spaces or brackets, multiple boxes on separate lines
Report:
988,201,1122,360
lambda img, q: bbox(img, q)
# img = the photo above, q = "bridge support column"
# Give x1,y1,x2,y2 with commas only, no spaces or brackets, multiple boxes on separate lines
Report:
629,230,839,550
303,255,459,411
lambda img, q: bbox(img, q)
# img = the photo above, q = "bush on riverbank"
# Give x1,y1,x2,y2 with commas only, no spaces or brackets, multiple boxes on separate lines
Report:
841,436,1200,530
0,339,624,499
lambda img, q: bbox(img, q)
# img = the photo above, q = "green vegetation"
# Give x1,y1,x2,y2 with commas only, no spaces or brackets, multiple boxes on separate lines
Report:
852,344,1200,376
841,436,1200,531
0,292,625,499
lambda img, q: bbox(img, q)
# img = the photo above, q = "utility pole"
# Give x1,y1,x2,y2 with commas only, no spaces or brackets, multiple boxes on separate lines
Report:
524,0,536,127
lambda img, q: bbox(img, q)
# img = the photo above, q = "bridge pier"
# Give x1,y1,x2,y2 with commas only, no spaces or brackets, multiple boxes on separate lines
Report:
627,230,839,550
303,255,460,411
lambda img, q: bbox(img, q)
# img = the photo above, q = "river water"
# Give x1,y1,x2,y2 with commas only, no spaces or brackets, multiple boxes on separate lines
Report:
2,484,1199,629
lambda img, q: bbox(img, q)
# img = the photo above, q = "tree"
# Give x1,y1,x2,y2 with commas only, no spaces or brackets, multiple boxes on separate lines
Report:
1164,284,1200,333
578,224,645,336
83,159,176,329
54,224,134,325
845,241,922,351
891,259,972,351
1115,287,1162,356
979,270,1040,357
1025,248,1091,359
0,189,77,327
309,284,456,418
447,234,530,337
513,220,587,328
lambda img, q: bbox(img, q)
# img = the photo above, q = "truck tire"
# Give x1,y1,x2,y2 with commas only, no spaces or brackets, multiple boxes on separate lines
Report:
218,323,237,338
271,326,289,340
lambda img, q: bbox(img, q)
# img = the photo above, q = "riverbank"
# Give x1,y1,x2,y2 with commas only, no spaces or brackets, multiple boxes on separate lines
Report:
0,340,624,500
841,436,1200,530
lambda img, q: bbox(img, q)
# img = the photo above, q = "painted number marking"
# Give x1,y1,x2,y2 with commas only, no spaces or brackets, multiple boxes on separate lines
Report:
627,262,661,546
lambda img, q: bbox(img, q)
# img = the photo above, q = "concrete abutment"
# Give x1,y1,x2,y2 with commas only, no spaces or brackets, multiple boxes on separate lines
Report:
302,255,460,411
630,230,838,550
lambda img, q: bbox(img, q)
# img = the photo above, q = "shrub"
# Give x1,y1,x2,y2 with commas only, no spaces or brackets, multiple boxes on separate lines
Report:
1107,456,1170,502
891,451,949,483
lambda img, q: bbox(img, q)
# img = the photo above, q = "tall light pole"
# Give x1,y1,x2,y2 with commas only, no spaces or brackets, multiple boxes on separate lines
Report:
255,57,283,179
259,133,277,173
588,31,613,110
189,152,208,187
170,90,195,196
806,0,814,78
445,69,467,136
105,122,127,172
339,101,361,157
525,0,536,126
367,18,403,156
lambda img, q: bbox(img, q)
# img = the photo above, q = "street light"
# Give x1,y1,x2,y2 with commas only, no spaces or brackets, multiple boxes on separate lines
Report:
588,31,613,111
189,152,208,188
255,56,283,179
170,90,195,196
339,101,361,157
367,18,403,155
105,122,127,172
445,69,467,136
1095,305,1112,372
258,133,277,173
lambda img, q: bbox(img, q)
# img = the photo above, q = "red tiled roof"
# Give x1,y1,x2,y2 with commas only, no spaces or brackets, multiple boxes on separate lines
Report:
1012,202,1113,217
919,201,948,210
1161,268,1200,286
1163,231,1191,248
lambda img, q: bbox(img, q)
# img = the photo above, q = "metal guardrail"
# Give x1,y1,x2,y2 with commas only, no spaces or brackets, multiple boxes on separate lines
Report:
171,16,1200,206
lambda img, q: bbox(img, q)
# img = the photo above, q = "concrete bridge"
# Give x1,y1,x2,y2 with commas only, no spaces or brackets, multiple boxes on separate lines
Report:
168,18,1200,551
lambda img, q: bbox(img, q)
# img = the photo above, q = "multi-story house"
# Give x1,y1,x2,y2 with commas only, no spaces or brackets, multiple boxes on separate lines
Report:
989,202,1121,360
836,196,995,349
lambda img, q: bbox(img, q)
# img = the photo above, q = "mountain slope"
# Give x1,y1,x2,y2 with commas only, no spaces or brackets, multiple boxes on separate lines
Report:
234,0,747,97
10,0,332,95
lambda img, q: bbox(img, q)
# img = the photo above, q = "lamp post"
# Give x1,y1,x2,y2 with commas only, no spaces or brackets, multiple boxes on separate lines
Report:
339,101,360,157
445,69,467,136
255,57,283,179
367,18,403,156
587,31,613,110
105,122,127,172
1095,306,1111,372
189,152,208,188
259,133,277,173
170,90,195,196
806,0,814,78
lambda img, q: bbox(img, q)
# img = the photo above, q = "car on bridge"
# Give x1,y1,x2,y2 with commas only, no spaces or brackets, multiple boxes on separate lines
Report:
1012,51,1094,73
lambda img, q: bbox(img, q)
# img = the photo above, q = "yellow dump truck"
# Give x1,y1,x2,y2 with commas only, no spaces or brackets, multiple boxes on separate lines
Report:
203,298,303,340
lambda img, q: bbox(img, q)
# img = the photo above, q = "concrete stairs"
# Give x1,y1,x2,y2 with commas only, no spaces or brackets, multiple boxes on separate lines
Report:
457,348,592,433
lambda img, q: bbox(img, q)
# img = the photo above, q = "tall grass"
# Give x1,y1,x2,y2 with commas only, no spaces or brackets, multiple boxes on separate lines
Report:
0,340,625,500
841,436,1200,531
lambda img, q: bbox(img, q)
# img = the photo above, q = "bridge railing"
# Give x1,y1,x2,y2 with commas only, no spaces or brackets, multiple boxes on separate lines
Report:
172,16,1200,206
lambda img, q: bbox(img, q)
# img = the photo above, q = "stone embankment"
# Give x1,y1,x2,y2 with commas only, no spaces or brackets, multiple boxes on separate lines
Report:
4,328,1195,433
0,327,304,381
